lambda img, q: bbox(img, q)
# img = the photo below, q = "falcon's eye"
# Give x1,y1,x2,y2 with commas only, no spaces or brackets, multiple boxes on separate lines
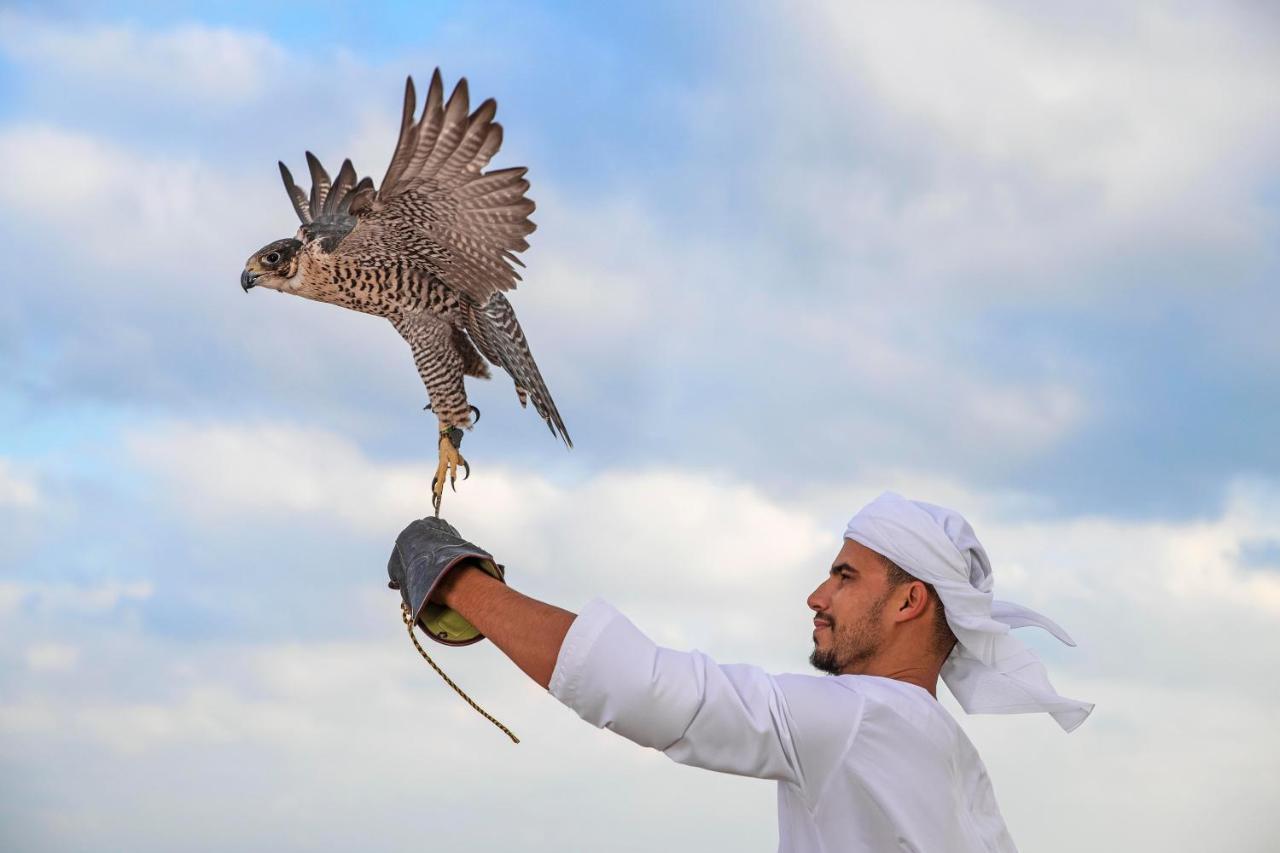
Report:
264,252,282,265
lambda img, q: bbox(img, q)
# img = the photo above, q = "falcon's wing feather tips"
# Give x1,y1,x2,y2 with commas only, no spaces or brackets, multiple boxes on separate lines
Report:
242,69,569,516
340,70,536,301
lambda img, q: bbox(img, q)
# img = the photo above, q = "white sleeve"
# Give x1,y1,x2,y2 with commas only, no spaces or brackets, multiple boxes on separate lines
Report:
549,598,804,785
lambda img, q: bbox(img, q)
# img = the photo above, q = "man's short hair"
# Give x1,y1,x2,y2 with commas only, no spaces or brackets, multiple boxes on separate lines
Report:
878,554,957,659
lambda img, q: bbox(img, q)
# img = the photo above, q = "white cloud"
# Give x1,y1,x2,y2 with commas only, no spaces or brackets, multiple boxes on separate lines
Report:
0,43,1104,474
802,1,1279,214
0,584,21,615
0,119,430,424
123,420,833,614
0,415,1275,851
124,420,443,534
0,11,288,107
24,643,80,673
754,1,1280,296
2,6,1277,850
124,417,1280,645
987,477,1280,618
0,579,154,617
315,103,739,365
803,315,1091,460
964,676,1280,852
0,458,40,508
0,124,281,271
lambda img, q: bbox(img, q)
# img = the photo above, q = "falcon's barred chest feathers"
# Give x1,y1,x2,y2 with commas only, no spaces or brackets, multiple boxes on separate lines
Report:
241,70,571,513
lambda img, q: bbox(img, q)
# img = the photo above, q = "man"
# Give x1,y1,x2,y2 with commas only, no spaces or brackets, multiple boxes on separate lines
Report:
387,491,1093,852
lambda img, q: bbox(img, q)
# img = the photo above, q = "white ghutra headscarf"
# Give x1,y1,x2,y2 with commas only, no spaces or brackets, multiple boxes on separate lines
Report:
844,492,1094,732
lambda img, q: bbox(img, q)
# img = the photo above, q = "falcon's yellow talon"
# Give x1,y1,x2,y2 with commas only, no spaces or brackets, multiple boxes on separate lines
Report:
431,428,469,513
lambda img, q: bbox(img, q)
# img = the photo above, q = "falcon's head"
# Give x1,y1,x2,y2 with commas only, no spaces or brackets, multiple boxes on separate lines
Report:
241,238,303,293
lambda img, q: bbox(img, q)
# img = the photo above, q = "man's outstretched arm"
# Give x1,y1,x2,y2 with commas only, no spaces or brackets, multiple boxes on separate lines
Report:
435,564,575,690
391,518,804,786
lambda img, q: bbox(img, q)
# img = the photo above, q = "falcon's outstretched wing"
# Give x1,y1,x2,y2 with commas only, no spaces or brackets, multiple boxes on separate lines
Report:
279,70,535,302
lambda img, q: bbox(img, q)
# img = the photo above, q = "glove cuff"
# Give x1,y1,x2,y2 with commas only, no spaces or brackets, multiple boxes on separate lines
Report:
406,549,505,646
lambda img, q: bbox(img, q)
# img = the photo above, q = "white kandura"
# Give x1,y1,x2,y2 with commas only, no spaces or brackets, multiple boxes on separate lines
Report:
552,600,1020,852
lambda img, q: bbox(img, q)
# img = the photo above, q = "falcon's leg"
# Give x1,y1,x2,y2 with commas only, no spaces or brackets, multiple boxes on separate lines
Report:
424,402,481,425
391,312,477,516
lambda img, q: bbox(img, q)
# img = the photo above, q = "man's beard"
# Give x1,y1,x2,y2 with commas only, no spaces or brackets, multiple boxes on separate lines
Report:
809,590,891,675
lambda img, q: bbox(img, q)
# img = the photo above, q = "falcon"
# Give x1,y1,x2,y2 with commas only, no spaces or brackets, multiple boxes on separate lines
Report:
241,70,571,514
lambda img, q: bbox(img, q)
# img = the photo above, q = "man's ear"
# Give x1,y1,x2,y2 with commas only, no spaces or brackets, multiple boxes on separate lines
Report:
893,581,930,623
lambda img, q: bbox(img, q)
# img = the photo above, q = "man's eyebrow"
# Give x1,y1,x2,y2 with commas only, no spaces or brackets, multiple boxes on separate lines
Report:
830,562,857,576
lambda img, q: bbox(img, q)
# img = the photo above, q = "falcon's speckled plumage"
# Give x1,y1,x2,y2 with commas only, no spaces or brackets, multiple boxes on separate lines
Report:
241,70,570,511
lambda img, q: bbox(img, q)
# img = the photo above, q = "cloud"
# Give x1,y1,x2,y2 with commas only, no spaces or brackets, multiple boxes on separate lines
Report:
733,0,1280,299
0,115,1100,512
122,417,1280,664
124,420,434,535
0,120,419,423
0,123,279,271
0,458,48,570
7,417,1280,852
123,419,833,613
4,634,1276,852
0,579,154,618
23,643,80,673
0,11,288,108
4,5,1278,851
3,4,1273,520
0,458,40,508
964,675,1280,852
800,2,1280,214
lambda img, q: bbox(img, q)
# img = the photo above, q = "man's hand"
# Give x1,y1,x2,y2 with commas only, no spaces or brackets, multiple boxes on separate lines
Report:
387,517,577,689
387,517,505,646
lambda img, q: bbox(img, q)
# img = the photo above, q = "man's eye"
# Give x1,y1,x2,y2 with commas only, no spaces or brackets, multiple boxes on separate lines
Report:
265,252,281,264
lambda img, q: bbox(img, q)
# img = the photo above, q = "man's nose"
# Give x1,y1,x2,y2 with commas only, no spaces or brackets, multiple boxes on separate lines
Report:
807,583,826,613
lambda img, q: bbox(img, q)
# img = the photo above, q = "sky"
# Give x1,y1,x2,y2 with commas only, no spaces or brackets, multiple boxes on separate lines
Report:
1,1,1278,850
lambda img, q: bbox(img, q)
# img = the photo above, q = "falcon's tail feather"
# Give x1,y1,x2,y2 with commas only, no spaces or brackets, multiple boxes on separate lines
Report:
465,293,571,448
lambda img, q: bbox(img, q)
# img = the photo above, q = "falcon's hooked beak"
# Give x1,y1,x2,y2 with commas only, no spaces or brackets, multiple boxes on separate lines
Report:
241,269,260,292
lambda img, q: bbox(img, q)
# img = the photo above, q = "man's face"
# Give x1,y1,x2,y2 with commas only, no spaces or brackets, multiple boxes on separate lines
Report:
807,539,895,675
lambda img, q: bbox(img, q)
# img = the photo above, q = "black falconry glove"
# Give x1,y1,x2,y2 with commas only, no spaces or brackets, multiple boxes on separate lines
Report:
387,517,505,645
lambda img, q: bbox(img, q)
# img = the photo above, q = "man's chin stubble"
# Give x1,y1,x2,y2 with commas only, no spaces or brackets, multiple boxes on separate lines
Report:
810,647,841,675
